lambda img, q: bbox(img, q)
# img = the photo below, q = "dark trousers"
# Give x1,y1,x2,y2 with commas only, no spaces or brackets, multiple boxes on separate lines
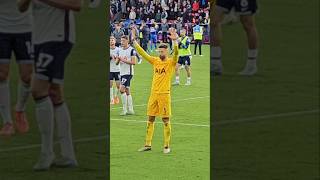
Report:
194,40,202,55
141,39,148,51
162,32,168,43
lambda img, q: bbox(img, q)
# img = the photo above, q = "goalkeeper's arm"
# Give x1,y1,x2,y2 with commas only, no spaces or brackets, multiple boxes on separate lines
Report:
172,40,179,63
132,40,155,64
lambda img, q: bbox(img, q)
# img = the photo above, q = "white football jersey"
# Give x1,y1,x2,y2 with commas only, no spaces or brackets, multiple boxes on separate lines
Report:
110,46,120,72
32,0,76,44
0,0,32,33
118,46,136,76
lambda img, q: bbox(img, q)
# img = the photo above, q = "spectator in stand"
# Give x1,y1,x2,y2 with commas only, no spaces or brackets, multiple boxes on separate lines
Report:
161,19,169,43
129,8,136,21
192,0,200,12
139,20,150,51
121,0,127,19
175,17,183,34
130,0,136,7
161,10,168,20
112,23,125,47
155,10,162,23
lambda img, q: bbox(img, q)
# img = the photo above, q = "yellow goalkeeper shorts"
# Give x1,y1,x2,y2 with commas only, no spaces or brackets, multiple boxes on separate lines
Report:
147,93,171,117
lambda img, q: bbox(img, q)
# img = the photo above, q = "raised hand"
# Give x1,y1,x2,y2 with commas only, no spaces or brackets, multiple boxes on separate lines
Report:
168,28,179,41
131,28,136,42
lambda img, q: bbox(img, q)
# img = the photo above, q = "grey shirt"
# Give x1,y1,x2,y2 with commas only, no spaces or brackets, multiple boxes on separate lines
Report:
112,29,124,44
161,23,169,32
0,0,32,33
32,0,76,44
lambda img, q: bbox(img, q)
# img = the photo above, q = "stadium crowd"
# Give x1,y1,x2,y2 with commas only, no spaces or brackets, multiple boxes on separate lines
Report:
110,0,210,24
110,0,210,44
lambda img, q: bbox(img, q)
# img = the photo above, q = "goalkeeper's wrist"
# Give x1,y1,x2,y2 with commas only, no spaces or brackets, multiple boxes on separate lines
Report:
172,40,178,45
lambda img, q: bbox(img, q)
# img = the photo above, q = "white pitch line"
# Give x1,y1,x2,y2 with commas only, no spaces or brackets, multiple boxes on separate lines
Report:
0,136,107,153
111,96,209,110
213,109,319,126
0,109,318,153
111,118,210,127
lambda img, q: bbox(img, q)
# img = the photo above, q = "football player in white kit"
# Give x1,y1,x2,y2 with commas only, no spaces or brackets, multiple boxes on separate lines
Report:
0,0,33,136
18,0,81,171
110,36,121,105
116,35,136,116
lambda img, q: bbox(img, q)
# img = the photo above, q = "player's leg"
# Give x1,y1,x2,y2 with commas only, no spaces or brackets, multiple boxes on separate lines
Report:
0,64,14,136
32,41,74,170
162,117,171,153
199,40,203,56
15,64,32,133
184,57,192,85
139,94,158,152
194,40,198,55
110,79,115,104
114,74,121,104
148,39,152,52
119,84,127,115
119,76,129,115
212,0,230,75
109,72,115,104
174,61,182,85
125,77,134,115
14,32,33,133
138,115,155,152
0,34,14,136
238,15,259,75
159,94,171,153
153,36,157,51
49,84,77,168
32,78,55,170
32,45,56,170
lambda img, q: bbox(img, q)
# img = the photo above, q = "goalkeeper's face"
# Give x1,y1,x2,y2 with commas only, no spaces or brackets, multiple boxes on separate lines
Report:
158,48,168,61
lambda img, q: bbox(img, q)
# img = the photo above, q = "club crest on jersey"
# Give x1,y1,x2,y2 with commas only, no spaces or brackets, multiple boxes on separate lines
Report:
155,68,166,74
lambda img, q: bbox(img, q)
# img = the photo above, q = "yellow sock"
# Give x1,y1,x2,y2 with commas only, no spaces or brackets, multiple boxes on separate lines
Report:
163,122,171,148
145,121,155,146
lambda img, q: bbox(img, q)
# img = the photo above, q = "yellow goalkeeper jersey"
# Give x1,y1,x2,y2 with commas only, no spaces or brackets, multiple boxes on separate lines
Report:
133,42,178,94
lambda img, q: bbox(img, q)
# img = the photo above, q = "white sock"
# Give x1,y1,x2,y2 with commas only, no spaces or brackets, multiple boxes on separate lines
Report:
35,97,54,157
247,49,258,67
187,77,191,83
54,103,77,162
110,88,114,101
15,81,31,112
175,76,180,83
121,93,127,112
0,80,12,124
127,95,134,112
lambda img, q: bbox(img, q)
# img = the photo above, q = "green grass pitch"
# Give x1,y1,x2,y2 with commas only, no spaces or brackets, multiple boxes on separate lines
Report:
110,45,211,180
0,3,108,180
212,0,319,179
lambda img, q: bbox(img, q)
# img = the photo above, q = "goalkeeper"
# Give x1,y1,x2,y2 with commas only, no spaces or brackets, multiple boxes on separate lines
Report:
131,28,179,154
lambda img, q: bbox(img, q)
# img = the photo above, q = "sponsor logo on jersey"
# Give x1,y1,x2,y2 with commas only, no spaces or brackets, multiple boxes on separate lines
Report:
155,68,166,74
